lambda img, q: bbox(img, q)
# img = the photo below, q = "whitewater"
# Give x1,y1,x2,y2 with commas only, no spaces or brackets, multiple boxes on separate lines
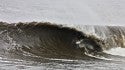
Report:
0,0,125,70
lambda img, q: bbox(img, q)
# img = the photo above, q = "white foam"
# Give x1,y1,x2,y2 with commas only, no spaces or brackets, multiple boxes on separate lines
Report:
85,53,112,60
43,57,79,62
104,47,125,57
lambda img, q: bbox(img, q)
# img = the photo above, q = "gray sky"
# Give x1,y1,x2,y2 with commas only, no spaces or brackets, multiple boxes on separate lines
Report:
0,0,125,25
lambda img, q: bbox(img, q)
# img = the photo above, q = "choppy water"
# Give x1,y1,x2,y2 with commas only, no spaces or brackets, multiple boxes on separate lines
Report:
0,55,125,70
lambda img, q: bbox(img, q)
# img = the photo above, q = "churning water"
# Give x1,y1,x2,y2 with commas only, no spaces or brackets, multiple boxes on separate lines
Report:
0,22,125,70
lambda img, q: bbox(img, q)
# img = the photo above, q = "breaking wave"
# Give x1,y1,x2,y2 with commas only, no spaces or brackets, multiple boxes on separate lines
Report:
0,22,125,61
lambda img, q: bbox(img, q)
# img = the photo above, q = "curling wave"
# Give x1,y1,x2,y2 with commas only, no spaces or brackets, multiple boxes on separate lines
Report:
0,22,125,60
0,22,103,60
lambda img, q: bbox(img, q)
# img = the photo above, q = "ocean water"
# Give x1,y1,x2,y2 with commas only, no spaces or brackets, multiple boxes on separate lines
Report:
0,48,125,70
0,0,125,70
0,22,124,70
0,56,125,70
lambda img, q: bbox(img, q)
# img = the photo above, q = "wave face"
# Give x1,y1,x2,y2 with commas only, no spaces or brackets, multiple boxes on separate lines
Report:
0,22,103,60
0,22,125,60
